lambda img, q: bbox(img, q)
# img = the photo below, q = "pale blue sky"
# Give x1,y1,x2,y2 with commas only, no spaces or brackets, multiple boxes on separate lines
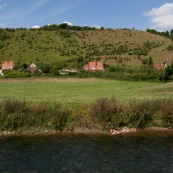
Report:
0,0,173,31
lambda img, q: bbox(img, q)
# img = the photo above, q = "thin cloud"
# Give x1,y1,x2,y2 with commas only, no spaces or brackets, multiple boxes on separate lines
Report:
62,21,73,26
23,0,51,17
144,3,173,30
49,0,83,18
31,25,41,28
0,23,4,27
0,3,6,10
93,24,101,29
0,0,51,27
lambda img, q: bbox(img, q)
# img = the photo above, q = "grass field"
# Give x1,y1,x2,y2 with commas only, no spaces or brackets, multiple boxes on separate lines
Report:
0,77,173,105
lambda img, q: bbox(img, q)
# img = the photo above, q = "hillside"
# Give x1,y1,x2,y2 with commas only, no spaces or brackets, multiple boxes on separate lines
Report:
0,27,173,67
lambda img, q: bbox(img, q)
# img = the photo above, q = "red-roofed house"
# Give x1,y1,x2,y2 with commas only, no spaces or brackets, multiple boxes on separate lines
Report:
83,61,104,71
2,61,14,70
153,64,165,70
82,64,89,71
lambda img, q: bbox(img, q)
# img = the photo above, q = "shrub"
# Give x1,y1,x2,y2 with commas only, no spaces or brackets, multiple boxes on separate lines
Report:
0,98,173,132
90,97,123,129
51,66,60,76
126,100,154,128
0,99,71,131
3,70,31,78
1,99,29,115
90,97,173,129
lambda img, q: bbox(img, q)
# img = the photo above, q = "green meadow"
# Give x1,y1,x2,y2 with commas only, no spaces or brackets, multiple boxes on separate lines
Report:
0,77,173,132
0,78,172,105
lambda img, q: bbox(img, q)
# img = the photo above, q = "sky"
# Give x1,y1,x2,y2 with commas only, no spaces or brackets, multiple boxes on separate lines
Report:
0,0,173,31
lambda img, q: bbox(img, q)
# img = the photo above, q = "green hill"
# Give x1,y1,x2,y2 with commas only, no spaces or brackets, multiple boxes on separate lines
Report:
0,26,173,68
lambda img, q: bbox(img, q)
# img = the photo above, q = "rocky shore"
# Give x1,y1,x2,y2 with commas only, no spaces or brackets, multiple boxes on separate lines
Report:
0,127,172,137
110,127,138,135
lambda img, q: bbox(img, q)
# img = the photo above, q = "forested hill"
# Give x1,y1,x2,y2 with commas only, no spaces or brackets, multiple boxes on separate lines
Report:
0,24,173,68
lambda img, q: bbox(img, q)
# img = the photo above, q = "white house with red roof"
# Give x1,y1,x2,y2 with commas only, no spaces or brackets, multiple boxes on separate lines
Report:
2,61,14,70
83,61,104,71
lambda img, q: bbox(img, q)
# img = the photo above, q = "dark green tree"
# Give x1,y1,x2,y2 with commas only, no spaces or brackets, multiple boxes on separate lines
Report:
51,66,60,76
170,29,173,35
148,56,154,66
77,56,84,63
38,64,51,73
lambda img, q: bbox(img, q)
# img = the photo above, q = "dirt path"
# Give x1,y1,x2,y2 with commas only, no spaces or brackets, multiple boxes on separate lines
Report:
0,77,108,83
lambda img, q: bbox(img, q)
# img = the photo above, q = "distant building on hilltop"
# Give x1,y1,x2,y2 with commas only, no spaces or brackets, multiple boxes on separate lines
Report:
153,59,171,70
2,61,14,70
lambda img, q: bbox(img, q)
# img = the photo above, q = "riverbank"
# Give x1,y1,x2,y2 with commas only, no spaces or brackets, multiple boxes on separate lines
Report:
0,127,173,138
0,97,173,135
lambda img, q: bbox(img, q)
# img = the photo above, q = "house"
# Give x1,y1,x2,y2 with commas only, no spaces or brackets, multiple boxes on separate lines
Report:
153,59,171,70
2,61,14,70
82,64,89,71
28,63,38,74
83,61,104,71
163,59,171,68
0,69,3,76
60,68,78,75
153,64,165,70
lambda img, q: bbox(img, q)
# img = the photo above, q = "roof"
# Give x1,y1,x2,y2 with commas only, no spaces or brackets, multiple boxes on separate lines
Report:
89,61,104,71
153,64,164,70
29,63,37,68
2,61,13,68
82,64,89,69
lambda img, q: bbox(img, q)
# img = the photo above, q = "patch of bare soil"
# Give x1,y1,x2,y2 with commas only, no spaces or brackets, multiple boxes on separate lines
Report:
0,77,106,83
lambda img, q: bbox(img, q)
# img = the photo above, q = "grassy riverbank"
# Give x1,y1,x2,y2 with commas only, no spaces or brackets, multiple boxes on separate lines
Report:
0,78,173,134
0,97,173,134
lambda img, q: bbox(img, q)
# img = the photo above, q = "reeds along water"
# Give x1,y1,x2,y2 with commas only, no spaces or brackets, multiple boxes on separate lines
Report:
0,97,173,132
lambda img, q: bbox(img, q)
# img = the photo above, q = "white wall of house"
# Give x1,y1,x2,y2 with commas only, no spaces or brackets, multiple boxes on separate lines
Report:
0,69,4,76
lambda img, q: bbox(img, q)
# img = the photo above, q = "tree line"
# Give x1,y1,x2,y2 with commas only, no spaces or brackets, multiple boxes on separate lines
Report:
146,29,173,40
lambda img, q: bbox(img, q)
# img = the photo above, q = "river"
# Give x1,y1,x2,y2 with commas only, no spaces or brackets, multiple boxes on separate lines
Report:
0,130,173,173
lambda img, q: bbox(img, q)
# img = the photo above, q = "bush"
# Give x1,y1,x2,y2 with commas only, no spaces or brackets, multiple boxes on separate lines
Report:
90,97,123,129
51,66,60,76
3,70,31,78
90,97,173,129
126,100,154,128
0,98,173,132
0,99,71,131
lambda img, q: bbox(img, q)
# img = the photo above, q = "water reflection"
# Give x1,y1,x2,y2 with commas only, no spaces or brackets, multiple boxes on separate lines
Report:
0,131,173,173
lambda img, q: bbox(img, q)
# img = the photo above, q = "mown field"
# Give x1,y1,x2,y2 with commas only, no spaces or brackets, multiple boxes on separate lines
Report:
0,77,172,105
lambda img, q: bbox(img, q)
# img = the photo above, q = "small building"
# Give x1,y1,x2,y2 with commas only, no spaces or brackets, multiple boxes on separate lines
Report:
82,64,89,71
0,69,3,76
28,63,38,74
60,68,78,75
153,64,165,70
83,61,104,71
2,61,14,70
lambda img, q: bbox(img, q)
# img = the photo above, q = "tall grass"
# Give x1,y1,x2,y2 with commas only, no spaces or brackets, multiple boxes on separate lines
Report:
0,99,70,131
0,97,173,132
91,98,173,129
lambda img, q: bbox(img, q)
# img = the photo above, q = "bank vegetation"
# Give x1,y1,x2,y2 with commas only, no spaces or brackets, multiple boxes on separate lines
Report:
0,98,173,134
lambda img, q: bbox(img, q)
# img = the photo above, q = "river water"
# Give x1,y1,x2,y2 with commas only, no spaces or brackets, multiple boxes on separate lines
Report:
0,131,173,173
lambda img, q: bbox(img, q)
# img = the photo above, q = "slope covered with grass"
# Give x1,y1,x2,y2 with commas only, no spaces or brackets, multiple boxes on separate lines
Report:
0,27,173,67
